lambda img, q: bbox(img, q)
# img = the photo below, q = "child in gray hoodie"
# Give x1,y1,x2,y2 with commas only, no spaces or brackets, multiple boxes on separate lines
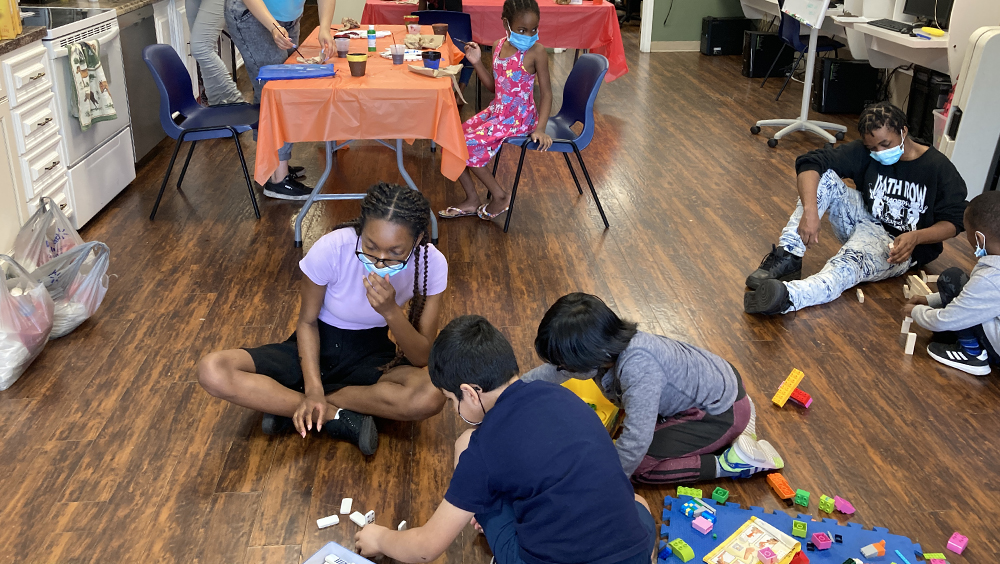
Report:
522,293,783,484
905,191,1000,375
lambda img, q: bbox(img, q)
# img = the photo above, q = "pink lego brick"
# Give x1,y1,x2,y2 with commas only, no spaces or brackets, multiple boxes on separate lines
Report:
947,531,967,554
692,516,713,535
833,495,855,514
757,546,778,564
929,559,948,564
811,532,832,550
788,388,812,408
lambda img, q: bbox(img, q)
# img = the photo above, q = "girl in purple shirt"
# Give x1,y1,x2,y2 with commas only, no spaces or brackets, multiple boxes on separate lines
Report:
198,183,449,455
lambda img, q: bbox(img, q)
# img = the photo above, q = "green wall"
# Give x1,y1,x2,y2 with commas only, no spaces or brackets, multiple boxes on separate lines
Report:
650,0,746,42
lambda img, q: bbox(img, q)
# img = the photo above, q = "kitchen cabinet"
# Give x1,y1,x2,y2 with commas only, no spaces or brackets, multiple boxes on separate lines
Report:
0,96,24,254
153,0,198,97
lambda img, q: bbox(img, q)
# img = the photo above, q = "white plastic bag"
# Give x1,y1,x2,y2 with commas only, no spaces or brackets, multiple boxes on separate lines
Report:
0,255,54,390
12,196,84,272
29,241,110,339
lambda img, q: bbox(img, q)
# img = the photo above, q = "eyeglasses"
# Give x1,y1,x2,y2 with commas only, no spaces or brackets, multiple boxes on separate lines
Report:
355,235,416,271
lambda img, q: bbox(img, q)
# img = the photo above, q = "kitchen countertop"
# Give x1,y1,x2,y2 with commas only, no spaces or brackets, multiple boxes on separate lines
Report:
0,26,46,57
22,0,162,16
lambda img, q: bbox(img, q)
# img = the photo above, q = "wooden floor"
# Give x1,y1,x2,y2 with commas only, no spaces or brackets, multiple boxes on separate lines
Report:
1,17,994,564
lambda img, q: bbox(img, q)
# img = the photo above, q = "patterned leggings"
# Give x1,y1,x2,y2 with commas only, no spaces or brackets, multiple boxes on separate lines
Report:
778,170,913,312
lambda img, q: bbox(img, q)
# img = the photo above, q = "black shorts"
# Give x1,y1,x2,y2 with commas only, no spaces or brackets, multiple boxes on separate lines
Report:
244,320,404,394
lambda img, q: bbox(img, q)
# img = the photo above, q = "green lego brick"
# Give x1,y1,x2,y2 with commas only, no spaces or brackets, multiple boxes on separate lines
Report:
792,520,808,538
676,486,703,498
923,553,947,560
818,494,835,514
794,489,810,507
712,487,729,503
712,533,717,539
668,538,695,562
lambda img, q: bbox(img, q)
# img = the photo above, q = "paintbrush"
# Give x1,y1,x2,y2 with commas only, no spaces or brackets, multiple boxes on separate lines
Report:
273,22,308,60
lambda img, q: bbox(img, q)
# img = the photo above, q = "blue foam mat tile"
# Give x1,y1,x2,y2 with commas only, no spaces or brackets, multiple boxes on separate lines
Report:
660,495,923,562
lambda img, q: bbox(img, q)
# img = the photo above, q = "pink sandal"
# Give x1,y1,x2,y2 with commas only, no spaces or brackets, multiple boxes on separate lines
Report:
477,202,510,220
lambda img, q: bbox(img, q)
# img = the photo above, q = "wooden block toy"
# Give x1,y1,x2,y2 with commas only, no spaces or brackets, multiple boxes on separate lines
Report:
767,473,795,500
812,532,832,550
921,270,928,283
947,532,968,554
772,369,805,407
317,514,340,529
794,489,810,507
789,388,812,408
792,520,808,538
757,546,778,564
904,332,917,355
349,511,367,527
908,275,933,297
856,288,864,303
818,494,835,514
712,487,729,503
901,316,912,334
340,498,353,514
903,284,911,299
677,486,703,498
692,516,713,534
668,538,695,562
923,553,946,560
927,274,939,283
365,510,375,524
861,540,886,558
834,496,855,514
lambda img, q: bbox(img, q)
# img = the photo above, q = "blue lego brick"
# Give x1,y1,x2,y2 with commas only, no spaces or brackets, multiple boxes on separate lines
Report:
658,496,923,563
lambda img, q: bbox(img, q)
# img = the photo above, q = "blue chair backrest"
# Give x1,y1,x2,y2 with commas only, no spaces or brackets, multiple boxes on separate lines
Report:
412,10,473,46
142,44,200,139
778,12,808,51
556,53,608,148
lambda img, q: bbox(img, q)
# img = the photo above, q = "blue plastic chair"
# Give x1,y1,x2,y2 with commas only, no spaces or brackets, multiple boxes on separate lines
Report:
142,44,261,220
761,11,843,101
490,53,610,233
412,10,479,109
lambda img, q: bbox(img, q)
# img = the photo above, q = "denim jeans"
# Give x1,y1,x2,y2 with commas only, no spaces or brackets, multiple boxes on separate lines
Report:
187,0,245,105
225,0,298,162
778,170,913,312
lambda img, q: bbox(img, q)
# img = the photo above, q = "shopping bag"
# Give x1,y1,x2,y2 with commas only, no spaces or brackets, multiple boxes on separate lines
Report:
12,196,84,272
0,255,54,390
29,241,110,339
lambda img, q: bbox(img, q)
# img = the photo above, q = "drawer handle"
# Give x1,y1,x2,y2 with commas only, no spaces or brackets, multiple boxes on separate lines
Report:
59,203,67,210
36,117,53,127
29,72,46,81
44,160,59,171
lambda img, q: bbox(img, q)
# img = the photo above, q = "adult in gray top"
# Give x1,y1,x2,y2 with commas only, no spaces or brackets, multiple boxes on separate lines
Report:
522,293,784,484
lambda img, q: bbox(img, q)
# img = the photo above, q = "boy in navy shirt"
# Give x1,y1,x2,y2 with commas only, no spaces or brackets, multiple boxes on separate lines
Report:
354,315,656,564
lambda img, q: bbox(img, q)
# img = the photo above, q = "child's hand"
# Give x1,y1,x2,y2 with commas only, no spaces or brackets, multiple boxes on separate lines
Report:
902,303,917,317
365,272,398,317
464,41,482,64
355,523,389,557
531,130,552,151
902,295,928,317
470,516,483,534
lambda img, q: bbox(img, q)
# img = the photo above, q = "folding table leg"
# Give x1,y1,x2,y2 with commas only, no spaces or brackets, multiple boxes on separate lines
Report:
294,140,335,247
392,139,438,244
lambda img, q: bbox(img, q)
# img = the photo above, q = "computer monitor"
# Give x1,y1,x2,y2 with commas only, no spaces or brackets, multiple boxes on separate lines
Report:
903,0,955,28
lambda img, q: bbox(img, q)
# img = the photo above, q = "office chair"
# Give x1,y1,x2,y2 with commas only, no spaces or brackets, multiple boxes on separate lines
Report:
413,10,480,110
761,11,843,101
143,44,261,220
490,54,610,233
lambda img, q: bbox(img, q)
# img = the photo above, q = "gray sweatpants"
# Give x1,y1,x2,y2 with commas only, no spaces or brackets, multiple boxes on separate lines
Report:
187,0,245,105
224,0,299,162
778,169,913,311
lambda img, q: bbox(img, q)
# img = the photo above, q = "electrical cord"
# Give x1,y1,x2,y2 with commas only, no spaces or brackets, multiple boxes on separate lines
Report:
662,0,673,26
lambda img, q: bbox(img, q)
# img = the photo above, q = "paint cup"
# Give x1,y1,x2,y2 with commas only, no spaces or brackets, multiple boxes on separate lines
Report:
422,50,441,69
390,44,406,65
335,36,350,57
431,23,448,37
347,53,367,76
403,15,421,34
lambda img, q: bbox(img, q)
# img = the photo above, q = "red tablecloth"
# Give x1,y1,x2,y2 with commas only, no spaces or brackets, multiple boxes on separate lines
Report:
361,0,628,81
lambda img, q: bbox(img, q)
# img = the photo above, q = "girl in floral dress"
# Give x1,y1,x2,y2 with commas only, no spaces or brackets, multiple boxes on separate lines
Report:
438,0,553,220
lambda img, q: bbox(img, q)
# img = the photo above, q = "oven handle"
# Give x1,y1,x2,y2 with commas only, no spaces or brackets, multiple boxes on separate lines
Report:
53,28,121,59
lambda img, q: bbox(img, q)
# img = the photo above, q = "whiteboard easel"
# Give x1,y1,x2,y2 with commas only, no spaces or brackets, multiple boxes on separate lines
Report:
781,0,832,28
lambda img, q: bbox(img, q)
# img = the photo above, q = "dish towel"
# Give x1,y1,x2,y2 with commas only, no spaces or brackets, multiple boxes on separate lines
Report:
66,40,117,131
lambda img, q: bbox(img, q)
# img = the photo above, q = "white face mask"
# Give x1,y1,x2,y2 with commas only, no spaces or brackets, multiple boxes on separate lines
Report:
975,231,988,258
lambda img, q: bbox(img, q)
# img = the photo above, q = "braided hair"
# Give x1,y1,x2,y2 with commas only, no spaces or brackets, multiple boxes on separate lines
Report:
502,0,540,27
334,182,432,371
857,102,908,137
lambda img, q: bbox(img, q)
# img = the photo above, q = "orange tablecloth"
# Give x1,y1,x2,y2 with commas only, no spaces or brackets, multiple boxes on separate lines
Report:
361,0,628,81
254,25,469,185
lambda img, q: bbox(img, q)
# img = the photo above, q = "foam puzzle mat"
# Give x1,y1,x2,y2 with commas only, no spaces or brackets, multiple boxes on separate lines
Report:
659,495,925,563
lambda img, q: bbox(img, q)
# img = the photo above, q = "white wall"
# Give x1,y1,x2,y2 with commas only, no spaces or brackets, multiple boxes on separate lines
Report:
333,0,366,22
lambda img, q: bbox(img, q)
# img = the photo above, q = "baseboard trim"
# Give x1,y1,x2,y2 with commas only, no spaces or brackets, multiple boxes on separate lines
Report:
649,41,701,52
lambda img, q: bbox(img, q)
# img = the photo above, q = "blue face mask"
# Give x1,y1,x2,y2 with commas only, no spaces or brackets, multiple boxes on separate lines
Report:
506,22,538,51
870,136,905,165
975,231,988,258
359,253,407,278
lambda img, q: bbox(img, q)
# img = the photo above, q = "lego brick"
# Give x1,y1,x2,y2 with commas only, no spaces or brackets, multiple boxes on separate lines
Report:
789,552,810,564
834,496,855,514
861,540,886,558
794,489,810,507
772,368,805,407
947,532,967,554
923,553,946,559
806,542,815,551
692,516,713,534
789,388,812,408
895,549,914,564
929,560,948,564
712,487,729,504
676,486,703,498
668,538,695,562
812,532,833,550
757,546,778,564
792,520,808,538
834,534,843,543
904,332,917,355
767,473,795,500
818,495,835,514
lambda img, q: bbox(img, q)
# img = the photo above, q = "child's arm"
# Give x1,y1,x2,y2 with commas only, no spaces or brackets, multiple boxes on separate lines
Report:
521,363,573,384
465,41,497,93
908,275,1000,332
529,44,553,151
354,499,473,562
614,374,664,476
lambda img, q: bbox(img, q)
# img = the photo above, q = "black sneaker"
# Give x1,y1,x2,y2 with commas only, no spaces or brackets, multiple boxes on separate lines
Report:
746,245,802,290
744,279,792,315
263,175,313,200
324,409,378,455
289,166,306,180
927,342,992,376
261,413,294,435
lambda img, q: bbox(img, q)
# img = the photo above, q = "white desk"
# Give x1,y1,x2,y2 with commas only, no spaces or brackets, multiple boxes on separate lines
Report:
834,18,950,74
741,0,848,38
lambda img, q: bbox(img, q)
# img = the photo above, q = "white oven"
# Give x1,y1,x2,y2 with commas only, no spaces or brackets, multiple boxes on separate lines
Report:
21,7,137,228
